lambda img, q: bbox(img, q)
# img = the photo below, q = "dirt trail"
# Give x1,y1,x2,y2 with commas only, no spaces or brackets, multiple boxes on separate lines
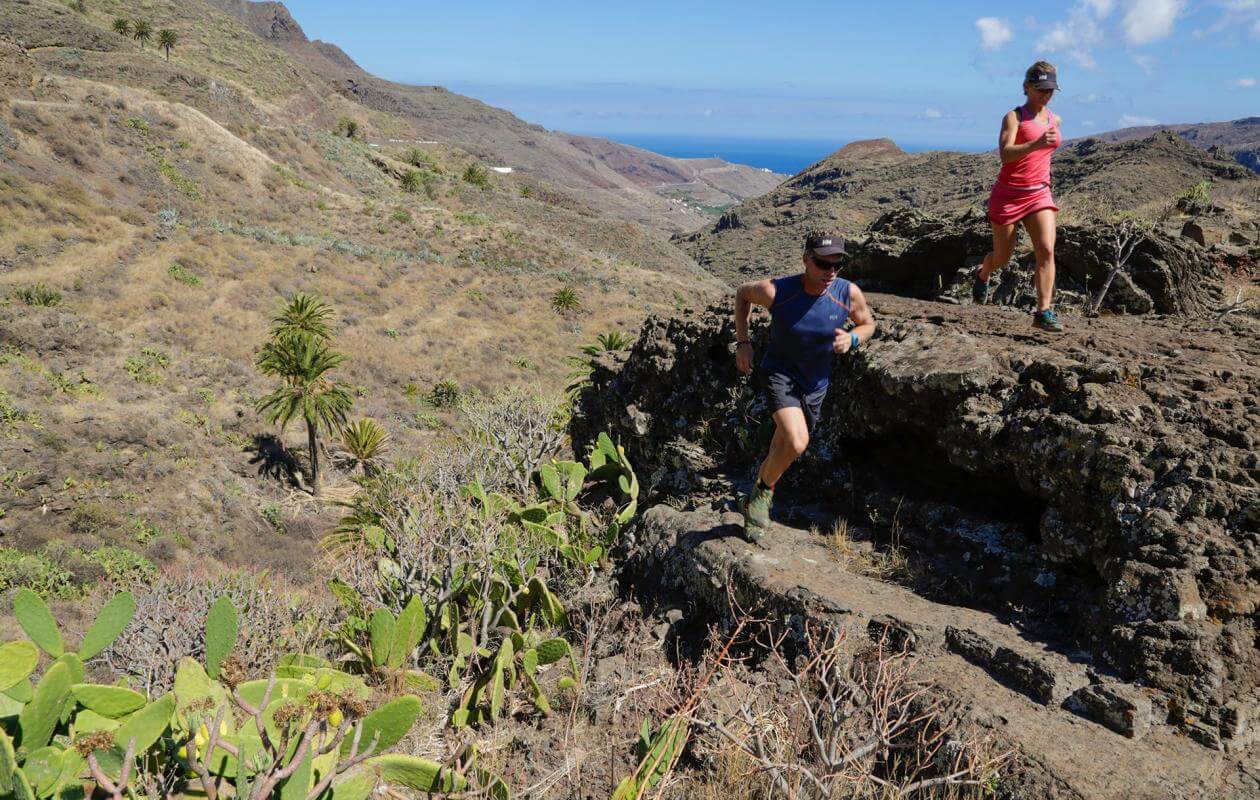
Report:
633,505,1259,799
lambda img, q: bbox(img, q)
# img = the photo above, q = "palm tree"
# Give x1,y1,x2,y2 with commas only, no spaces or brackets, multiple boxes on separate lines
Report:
158,29,177,61
340,419,390,475
270,293,335,343
112,18,131,37
255,334,353,495
132,20,152,50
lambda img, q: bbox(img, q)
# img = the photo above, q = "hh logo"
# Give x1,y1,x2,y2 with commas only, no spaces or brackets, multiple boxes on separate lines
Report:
829,314,839,321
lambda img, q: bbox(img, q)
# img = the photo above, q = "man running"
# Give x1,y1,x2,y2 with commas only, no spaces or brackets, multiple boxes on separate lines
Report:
734,233,876,542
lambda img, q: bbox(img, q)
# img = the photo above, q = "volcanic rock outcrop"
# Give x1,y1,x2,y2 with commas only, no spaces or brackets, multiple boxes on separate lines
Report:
842,207,1227,315
573,294,1259,755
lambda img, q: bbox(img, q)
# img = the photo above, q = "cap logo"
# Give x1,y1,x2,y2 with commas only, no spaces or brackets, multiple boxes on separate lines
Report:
1038,74,1048,80
821,239,832,245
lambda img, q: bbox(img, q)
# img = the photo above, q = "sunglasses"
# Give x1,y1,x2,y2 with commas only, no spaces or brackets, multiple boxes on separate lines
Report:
811,255,845,271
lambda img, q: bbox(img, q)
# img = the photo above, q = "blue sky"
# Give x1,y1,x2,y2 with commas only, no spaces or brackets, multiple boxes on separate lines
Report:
285,1,1260,150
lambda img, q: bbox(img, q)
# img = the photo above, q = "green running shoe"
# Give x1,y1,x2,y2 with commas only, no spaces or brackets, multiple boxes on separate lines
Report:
1032,309,1064,332
971,268,993,305
740,484,774,543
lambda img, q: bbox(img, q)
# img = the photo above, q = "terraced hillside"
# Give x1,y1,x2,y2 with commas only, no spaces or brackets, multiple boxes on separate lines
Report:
0,0,727,579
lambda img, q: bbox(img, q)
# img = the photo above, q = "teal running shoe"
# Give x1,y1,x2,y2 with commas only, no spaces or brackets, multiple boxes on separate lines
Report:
971,268,993,305
1033,309,1064,332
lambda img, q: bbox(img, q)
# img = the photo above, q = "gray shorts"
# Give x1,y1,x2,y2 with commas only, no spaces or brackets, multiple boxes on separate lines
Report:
760,371,828,431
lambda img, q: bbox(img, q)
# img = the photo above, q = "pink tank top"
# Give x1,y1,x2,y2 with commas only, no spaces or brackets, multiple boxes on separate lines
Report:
996,105,1059,188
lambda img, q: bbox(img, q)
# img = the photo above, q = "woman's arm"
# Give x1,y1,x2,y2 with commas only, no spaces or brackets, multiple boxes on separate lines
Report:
998,110,1056,164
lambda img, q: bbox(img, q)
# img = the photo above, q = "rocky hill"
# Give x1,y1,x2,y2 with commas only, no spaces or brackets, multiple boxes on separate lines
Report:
0,0,732,577
1,0,783,235
680,132,1260,285
1086,116,1260,174
201,0,780,232
561,133,785,212
573,294,1260,796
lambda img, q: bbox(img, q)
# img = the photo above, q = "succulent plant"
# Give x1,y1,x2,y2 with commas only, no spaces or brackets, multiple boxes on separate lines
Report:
1,592,467,800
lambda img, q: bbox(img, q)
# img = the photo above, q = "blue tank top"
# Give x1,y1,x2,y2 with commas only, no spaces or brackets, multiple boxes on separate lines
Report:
759,275,852,392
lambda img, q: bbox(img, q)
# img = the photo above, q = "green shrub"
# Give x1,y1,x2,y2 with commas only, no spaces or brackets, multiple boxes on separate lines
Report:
123,347,170,384
550,287,581,315
336,116,360,138
86,545,156,584
520,185,534,198
427,379,461,408
0,388,38,435
392,208,412,224
0,547,76,597
168,261,202,286
404,147,434,168
13,284,62,307
68,502,120,534
1176,180,1212,213
461,164,489,188
260,502,286,533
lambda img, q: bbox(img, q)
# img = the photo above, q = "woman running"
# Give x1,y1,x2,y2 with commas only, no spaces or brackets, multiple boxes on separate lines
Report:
973,61,1064,332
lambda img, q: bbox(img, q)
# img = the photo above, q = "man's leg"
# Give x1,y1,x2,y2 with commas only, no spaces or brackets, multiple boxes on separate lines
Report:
743,406,809,539
758,406,810,487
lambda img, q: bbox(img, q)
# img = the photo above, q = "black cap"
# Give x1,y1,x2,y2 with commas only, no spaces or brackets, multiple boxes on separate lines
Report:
1029,67,1058,90
804,233,847,257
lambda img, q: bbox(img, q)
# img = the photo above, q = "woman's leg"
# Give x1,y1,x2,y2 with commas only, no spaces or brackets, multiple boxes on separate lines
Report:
1022,209,1058,311
978,222,1019,282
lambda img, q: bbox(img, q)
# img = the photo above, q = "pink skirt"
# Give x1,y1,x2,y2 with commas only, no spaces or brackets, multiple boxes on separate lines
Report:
987,181,1058,226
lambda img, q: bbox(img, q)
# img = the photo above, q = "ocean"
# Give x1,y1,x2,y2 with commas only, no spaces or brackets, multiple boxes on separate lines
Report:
602,133,985,176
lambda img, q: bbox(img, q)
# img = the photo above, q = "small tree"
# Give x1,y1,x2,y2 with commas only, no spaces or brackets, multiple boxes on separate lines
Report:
1088,212,1157,316
255,294,353,495
111,17,131,37
132,19,152,50
255,334,353,495
157,29,177,61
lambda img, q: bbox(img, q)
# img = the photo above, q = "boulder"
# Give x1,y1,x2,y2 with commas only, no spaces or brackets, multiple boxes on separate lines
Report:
837,208,1224,316
573,293,1259,739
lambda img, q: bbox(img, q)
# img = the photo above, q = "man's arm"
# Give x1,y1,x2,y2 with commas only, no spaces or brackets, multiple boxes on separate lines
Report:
734,279,775,375
833,285,876,354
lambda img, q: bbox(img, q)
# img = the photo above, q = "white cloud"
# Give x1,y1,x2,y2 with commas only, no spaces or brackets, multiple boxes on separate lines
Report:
1122,0,1185,44
976,17,1014,49
1254,18,1260,35
1133,53,1156,74
1118,114,1160,126
1083,119,1097,128
1084,0,1116,15
1036,4,1106,68
1232,77,1257,87
1079,92,1100,103
922,108,943,119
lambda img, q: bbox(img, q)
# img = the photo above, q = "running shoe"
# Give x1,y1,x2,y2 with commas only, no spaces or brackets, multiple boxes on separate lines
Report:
1032,309,1065,332
971,268,993,305
740,484,773,544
